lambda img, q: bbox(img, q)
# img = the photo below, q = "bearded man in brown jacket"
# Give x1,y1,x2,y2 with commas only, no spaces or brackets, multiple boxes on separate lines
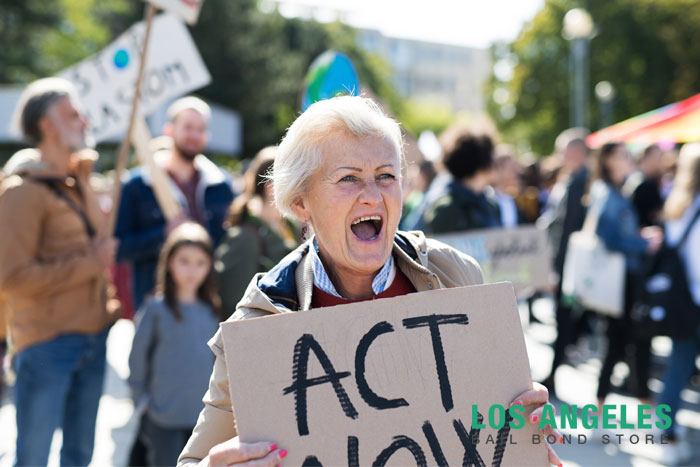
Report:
0,78,118,467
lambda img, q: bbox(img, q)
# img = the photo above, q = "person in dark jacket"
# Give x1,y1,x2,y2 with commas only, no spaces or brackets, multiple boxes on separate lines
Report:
623,143,665,228
423,125,501,233
539,129,591,396
115,96,235,309
215,147,298,316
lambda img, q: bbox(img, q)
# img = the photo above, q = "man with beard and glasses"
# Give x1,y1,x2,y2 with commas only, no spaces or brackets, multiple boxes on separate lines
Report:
0,77,119,466
115,96,235,310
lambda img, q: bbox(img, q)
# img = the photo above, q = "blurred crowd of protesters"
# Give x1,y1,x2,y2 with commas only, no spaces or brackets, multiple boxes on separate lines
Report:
1,75,700,466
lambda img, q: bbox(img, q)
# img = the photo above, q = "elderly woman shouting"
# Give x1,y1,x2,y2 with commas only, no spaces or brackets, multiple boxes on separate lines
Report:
178,96,562,466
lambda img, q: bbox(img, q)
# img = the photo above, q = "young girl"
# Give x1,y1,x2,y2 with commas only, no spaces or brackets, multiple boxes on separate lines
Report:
128,222,222,466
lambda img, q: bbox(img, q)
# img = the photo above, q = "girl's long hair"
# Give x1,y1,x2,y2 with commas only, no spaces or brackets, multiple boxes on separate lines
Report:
225,146,277,228
155,222,223,321
665,143,700,220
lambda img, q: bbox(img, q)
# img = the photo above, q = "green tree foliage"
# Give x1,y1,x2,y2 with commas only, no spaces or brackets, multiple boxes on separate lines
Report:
400,99,456,136
487,0,700,156
0,0,140,82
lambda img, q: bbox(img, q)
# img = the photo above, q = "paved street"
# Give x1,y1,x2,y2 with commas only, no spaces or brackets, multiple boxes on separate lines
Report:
2,296,700,466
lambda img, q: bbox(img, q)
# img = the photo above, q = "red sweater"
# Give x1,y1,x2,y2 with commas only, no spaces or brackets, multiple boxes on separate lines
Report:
311,267,417,309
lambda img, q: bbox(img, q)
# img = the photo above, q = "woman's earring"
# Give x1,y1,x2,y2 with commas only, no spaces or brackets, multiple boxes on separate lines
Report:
301,222,309,242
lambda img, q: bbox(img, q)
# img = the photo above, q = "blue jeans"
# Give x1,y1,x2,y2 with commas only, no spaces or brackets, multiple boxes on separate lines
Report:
658,331,700,438
13,329,109,467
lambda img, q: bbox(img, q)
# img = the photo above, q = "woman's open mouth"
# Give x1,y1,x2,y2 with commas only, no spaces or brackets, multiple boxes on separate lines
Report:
350,215,383,242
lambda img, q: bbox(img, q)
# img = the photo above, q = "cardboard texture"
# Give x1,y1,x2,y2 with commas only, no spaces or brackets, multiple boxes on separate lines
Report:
433,226,553,295
222,282,548,466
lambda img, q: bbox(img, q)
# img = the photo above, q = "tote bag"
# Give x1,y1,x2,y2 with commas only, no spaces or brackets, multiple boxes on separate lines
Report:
562,200,626,318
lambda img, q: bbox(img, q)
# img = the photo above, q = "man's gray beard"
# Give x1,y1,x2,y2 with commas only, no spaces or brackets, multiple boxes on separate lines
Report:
65,133,94,152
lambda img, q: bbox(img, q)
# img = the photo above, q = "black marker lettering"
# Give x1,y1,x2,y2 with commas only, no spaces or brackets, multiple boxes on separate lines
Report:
355,321,409,410
372,435,427,467
69,68,91,96
347,436,359,467
402,314,469,412
90,55,109,81
282,334,358,436
492,412,513,467
453,416,486,467
421,421,448,466
301,455,323,466
170,61,190,82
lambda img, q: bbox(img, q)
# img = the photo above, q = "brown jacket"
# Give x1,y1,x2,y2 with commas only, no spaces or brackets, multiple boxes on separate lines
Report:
0,294,6,341
0,163,116,352
178,230,483,466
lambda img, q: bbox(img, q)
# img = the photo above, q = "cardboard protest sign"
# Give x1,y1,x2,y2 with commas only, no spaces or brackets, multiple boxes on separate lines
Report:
58,13,210,143
433,226,553,294
222,283,547,466
146,0,204,25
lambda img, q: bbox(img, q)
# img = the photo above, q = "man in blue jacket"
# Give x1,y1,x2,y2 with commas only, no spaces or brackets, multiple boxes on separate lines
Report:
115,96,235,309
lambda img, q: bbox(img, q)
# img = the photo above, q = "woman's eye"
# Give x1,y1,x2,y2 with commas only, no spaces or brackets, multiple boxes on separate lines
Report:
377,173,396,181
339,175,358,182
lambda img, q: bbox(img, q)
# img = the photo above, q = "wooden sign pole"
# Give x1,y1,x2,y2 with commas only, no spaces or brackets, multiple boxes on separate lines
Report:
106,3,157,236
131,116,182,220
96,3,156,301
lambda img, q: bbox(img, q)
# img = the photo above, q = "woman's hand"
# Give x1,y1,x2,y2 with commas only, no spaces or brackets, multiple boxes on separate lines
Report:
511,382,563,467
208,437,287,467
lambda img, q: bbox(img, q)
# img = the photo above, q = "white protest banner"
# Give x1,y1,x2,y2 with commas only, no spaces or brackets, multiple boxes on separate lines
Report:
58,13,210,143
433,226,553,294
222,283,548,466
146,0,204,25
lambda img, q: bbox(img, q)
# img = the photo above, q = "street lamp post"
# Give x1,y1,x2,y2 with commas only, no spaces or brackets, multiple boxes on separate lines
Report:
563,8,594,129
595,80,616,129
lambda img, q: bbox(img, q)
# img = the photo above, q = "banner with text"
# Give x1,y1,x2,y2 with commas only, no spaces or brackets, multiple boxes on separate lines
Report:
433,226,553,294
222,283,547,466
58,13,210,142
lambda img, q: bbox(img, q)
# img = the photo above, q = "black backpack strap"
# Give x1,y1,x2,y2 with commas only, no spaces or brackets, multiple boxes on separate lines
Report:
677,205,700,248
27,176,97,238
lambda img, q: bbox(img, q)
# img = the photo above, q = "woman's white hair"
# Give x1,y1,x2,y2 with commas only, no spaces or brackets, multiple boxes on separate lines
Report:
273,95,404,218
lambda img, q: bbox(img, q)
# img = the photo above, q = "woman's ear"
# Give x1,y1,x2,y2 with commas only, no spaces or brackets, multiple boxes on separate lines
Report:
290,197,310,224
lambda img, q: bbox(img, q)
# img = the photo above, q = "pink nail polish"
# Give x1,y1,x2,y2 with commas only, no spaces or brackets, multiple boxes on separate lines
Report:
270,444,277,452
510,400,523,406
531,415,539,423
280,449,288,459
